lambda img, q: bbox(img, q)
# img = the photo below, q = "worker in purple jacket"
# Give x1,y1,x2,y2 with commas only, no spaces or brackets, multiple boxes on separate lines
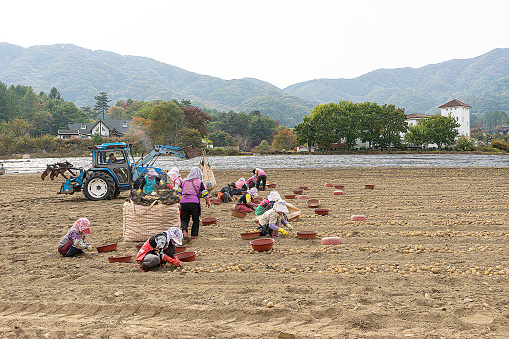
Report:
177,167,211,239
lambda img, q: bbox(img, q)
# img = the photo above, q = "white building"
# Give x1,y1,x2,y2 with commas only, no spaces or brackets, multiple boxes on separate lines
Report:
439,99,471,137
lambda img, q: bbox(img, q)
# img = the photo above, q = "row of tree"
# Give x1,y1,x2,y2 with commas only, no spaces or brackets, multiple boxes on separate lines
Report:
293,101,461,151
0,83,88,136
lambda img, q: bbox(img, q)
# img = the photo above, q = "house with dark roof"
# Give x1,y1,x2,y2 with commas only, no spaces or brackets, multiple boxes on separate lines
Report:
57,119,132,139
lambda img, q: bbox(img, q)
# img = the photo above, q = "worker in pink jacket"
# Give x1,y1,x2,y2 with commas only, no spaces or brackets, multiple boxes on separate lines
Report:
253,168,267,191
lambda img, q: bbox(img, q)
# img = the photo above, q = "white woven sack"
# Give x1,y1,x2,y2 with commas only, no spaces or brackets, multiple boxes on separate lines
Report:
122,199,180,242
199,151,216,191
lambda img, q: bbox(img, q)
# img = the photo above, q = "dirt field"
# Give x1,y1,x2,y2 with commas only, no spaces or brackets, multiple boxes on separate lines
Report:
0,167,508,338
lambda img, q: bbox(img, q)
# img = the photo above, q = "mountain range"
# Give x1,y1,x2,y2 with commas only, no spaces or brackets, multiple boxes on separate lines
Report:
0,43,508,127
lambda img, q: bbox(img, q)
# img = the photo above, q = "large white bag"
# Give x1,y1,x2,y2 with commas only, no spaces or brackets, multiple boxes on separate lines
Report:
122,199,180,242
199,151,216,191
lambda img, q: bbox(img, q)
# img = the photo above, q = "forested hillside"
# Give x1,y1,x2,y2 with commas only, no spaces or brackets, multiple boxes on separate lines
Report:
1,43,508,127
284,49,509,115
0,43,313,127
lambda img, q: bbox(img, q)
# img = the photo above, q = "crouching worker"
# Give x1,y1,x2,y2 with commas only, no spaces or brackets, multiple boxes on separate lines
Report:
255,190,281,216
217,182,235,203
257,200,293,237
138,168,164,195
58,218,93,257
136,227,183,272
235,188,258,213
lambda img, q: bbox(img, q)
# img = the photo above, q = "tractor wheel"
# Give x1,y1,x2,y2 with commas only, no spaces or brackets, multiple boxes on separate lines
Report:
113,187,120,198
83,172,116,201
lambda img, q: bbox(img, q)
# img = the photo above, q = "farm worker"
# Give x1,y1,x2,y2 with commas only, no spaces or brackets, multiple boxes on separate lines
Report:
138,168,164,195
136,227,183,272
57,218,93,257
246,175,257,188
167,167,182,190
255,190,281,216
217,182,235,202
177,167,211,239
253,168,267,191
231,177,248,195
256,200,293,238
235,188,258,213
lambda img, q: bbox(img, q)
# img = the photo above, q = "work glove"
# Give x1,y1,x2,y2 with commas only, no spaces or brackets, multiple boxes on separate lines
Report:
137,189,142,194
162,254,182,267
159,180,164,185
166,184,173,189
278,228,288,235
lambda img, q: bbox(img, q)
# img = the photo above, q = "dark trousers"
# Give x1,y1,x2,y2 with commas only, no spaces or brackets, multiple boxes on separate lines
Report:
180,202,202,236
140,246,176,270
256,175,267,191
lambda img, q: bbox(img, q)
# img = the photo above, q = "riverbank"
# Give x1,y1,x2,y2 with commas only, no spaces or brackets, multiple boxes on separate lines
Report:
0,167,508,338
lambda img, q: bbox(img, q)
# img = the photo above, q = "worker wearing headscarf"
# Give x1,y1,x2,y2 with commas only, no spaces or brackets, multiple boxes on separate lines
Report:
177,167,210,239
139,168,164,194
58,218,93,257
231,177,248,195
255,190,281,215
235,187,259,213
136,227,183,272
167,167,182,190
257,200,293,237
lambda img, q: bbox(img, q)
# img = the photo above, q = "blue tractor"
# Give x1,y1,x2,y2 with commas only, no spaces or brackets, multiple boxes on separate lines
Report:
41,142,201,201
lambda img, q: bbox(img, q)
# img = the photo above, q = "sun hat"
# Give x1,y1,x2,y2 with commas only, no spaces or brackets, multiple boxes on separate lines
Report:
167,167,180,181
146,168,158,178
268,190,281,202
273,200,289,214
166,227,183,246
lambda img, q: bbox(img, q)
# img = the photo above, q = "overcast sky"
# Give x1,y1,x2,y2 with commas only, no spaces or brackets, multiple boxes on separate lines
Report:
2,0,508,89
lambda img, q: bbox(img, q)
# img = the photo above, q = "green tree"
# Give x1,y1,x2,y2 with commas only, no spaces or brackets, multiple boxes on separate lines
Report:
420,115,460,150
0,118,34,137
32,110,54,137
246,115,277,147
358,102,383,149
208,131,236,147
48,87,61,100
94,92,111,120
223,111,250,137
293,115,316,147
177,127,202,148
404,124,427,147
50,102,88,135
107,106,128,119
378,104,407,151
133,101,185,145
254,140,270,151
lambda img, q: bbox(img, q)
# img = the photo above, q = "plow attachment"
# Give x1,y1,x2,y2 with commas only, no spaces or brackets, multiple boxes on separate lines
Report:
41,161,80,181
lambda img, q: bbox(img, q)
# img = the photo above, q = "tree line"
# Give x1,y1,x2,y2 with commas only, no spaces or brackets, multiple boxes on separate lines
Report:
0,83,283,155
293,101,463,151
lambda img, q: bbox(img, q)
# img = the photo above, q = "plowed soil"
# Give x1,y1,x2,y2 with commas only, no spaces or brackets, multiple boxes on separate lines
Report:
0,167,508,338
